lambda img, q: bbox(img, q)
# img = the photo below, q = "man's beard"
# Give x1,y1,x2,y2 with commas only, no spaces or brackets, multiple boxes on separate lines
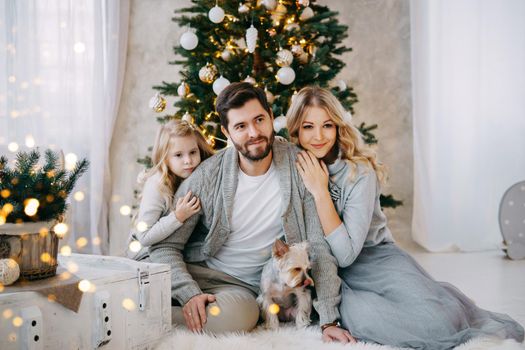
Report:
232,133,274,161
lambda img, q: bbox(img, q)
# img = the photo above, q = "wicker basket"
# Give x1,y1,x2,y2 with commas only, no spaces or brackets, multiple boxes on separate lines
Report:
0,221,60,280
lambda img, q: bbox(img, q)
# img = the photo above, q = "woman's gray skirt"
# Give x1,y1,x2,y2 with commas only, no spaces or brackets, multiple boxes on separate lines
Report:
339,242,524,349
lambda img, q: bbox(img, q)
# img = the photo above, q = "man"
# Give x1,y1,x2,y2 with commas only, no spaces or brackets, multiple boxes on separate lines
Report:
149,82,353,343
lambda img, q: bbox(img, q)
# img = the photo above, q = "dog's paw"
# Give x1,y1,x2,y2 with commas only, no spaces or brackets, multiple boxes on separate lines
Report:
295,314,311,329
264,318,280,330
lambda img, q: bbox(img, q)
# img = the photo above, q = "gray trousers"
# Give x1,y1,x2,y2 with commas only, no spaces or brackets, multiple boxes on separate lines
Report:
172,263,260,334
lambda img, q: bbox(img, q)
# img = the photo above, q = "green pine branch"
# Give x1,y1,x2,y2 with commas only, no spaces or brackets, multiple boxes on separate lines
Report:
0,149,89,223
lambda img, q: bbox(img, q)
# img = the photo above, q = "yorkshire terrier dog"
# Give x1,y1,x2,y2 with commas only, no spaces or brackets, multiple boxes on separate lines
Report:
257,239,314,329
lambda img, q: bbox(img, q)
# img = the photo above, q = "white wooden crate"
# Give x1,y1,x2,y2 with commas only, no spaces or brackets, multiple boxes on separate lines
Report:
0,253,171,349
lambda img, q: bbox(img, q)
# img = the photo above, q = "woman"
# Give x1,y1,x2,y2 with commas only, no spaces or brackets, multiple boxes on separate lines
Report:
286,86,524,349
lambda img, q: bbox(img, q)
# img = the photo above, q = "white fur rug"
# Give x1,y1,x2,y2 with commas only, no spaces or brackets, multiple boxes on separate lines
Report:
154,325,524,350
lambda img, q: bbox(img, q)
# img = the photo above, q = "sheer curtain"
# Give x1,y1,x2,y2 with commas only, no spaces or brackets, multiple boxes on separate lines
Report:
0,0,129,254
410,0,525,251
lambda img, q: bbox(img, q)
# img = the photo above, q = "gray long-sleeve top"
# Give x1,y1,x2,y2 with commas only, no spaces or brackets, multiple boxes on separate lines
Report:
126,172,183,260
324,157,394,268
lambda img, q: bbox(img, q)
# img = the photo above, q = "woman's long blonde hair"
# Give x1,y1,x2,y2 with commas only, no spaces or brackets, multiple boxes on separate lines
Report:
286,86,386,183
145,119,214,209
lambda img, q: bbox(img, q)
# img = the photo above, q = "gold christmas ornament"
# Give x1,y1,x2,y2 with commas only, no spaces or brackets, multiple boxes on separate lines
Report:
182,112,194,124
199,63,218,83
307,44,316,55
276,49,293,67
291,45,308,64
271,3,287,24
177,82,190,97
149,92,167,113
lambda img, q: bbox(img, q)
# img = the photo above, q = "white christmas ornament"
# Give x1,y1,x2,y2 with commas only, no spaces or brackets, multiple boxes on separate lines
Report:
300,6,314,21
273,115,287,132
208,5,225,23
276,66,296,85
0,258,20,286
238,3,250,14
246,24,258,53
337,80,347,90
244,75,256,85
262,0,277,10
177,82,189,97
213,76,231,95
180,30,198,50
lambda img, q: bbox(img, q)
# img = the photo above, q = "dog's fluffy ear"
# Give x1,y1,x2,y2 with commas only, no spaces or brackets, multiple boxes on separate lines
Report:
272,239,290,258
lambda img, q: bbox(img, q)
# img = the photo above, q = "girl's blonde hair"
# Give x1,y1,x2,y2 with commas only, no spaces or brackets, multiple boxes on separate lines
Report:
286,86,386,183
146,119,214,209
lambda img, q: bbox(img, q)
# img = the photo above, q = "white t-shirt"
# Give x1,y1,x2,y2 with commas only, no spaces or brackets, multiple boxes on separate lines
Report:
206,163,283,286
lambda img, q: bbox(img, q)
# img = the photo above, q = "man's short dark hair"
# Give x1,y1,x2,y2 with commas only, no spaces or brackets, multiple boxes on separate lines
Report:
215,82,272,130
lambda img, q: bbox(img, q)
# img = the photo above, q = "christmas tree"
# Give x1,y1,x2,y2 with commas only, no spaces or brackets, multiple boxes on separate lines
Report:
145,0,401,208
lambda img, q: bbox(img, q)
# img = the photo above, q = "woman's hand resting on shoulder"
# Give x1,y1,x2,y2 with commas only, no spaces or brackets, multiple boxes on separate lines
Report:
296,151,330,200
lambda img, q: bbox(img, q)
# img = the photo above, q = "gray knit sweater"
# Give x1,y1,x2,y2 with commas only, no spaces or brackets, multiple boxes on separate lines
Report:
325,158,394,268
149,140,341,325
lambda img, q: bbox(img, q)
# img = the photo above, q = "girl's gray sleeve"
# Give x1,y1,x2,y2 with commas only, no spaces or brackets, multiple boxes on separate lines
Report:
132,176,183,247
325,171,377,267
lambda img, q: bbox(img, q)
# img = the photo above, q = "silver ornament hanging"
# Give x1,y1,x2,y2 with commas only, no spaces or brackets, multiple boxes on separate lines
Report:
246,24,258,53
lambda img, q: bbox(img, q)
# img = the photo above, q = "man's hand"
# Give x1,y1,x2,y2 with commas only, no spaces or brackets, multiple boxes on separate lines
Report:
322,325,356,344
182,293,216,332
175,191,201,223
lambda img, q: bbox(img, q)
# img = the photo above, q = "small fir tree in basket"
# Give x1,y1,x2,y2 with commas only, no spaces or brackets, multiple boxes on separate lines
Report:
0,149,89,281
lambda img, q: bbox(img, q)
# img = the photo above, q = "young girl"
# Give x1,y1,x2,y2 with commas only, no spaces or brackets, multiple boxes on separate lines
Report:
127,120,214,261
286,86,524,349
